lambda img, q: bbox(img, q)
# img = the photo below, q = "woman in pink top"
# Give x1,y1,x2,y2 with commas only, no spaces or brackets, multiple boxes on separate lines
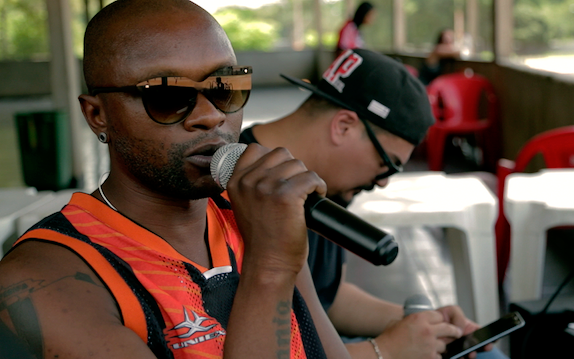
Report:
335,2,375,57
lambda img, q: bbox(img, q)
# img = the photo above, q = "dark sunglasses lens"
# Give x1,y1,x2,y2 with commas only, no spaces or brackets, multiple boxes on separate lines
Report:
142,86,197,124
205,88,250,113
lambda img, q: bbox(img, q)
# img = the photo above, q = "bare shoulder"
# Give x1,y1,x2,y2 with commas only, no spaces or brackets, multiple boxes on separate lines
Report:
0,240,111,299
0,241,155,358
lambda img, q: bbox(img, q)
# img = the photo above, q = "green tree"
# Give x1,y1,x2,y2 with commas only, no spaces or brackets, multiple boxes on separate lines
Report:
514,0,574,55
0,0,115,60
214,7,280,51
0,0,48,60
404,0,454,50
514,0,551,53
361,0,394,52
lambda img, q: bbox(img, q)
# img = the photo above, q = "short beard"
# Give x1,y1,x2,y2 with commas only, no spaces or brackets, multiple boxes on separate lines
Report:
113,132,237,200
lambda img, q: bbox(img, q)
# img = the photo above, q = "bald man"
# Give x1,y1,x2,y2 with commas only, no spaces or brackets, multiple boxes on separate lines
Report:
0,1,352,358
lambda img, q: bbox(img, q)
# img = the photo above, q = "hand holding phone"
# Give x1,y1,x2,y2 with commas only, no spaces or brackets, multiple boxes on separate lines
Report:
441,312,526,359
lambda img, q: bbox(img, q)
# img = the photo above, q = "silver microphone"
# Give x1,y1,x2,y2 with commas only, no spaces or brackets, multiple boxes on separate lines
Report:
403,294,434,317
211,143,248,189
210,143,399,266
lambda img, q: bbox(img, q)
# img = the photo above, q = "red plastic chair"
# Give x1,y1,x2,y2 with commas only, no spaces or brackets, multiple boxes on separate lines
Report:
426,71,501,172
495,126,574,284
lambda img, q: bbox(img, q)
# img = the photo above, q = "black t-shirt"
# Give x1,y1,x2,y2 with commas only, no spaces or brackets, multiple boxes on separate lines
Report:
239,126,346,312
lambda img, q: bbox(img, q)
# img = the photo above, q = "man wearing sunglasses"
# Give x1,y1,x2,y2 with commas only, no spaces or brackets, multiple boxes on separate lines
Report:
0,1,353,358
240,49,506,359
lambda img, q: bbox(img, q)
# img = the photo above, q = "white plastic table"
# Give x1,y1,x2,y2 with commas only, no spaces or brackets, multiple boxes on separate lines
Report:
505,168,574,302
0,188,55,256
347,171,499,326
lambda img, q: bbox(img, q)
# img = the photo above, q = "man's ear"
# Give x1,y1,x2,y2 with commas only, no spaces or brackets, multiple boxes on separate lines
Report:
78,94,108,138
329,109,362,146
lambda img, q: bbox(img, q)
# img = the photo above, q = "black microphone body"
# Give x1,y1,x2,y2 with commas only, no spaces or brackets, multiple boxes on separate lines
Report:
210,143,399,266
304,192,398,266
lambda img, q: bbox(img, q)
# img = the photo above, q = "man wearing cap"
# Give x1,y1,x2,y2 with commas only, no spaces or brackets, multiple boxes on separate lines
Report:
240,49,507,359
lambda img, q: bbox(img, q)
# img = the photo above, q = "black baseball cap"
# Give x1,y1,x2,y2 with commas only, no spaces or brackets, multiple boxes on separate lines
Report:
280,49,435,145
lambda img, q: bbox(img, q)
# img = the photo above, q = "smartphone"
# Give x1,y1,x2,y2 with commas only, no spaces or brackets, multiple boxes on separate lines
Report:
441,312,526,359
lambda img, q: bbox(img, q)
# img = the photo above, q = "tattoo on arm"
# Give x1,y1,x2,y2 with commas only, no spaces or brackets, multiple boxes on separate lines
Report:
0,272,105,358
6,296,43,358
273,300,292,359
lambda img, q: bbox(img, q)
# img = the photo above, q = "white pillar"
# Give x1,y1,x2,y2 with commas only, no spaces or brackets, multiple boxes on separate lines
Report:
393,0,405,52
313,0,332,74
494,0,513,58
345,0,354,18
466,0,478,54
454,6,465,46
313,0,323,52
292,0,305,51
46,0,87,186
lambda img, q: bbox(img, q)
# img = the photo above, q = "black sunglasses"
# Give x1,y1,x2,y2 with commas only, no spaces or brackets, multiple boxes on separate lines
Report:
90,66,252,125
361,119,403,180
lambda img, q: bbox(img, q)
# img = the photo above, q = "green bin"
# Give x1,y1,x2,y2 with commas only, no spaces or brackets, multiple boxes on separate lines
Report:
14,111,73,191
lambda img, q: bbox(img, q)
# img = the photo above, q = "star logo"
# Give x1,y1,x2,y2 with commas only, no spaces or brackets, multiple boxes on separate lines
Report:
170,307,216,339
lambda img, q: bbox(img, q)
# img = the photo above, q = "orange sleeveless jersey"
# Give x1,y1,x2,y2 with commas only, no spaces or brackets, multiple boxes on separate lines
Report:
14,193,326,359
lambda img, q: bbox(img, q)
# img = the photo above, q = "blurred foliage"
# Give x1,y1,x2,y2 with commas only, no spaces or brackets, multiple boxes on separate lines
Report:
404,0,455,49
214,7,279,51
514,0,574,54
398,0,493,54
305,30,338,48
0,0,48,60
361,0,393,51
1,0,573,60
0,0,115,60
214,0,347,52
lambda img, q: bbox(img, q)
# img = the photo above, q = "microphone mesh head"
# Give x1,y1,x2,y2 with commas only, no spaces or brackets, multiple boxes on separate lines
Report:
403,294,434,317
210,143,248,189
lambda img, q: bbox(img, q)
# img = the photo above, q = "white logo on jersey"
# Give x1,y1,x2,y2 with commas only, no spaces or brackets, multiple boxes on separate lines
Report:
169,307,226,350
171,307,216,339
323,50,363,93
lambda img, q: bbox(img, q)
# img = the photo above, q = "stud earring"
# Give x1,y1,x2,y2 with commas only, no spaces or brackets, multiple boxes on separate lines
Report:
98,132,108,143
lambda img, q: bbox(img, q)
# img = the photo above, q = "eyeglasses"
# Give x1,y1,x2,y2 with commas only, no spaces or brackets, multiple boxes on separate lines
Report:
90,66,252,125
361,119,403,180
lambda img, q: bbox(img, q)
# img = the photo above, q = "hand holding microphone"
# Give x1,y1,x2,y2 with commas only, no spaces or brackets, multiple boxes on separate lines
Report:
211,143,398,266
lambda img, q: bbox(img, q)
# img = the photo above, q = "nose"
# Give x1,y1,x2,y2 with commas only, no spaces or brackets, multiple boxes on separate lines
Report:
182,92,226,132
375,177,390,188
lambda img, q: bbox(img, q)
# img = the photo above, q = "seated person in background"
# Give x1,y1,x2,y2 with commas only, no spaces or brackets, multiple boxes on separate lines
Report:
0,1,353,358
419,28,461,86
335,1,376,57
240,49,508,359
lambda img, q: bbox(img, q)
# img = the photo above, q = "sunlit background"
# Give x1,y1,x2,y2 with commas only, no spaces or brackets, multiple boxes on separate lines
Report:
1,0,573,75
1,0,574,190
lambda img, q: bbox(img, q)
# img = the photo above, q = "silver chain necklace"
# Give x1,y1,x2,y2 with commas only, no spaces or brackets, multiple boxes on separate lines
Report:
98,172,118,211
